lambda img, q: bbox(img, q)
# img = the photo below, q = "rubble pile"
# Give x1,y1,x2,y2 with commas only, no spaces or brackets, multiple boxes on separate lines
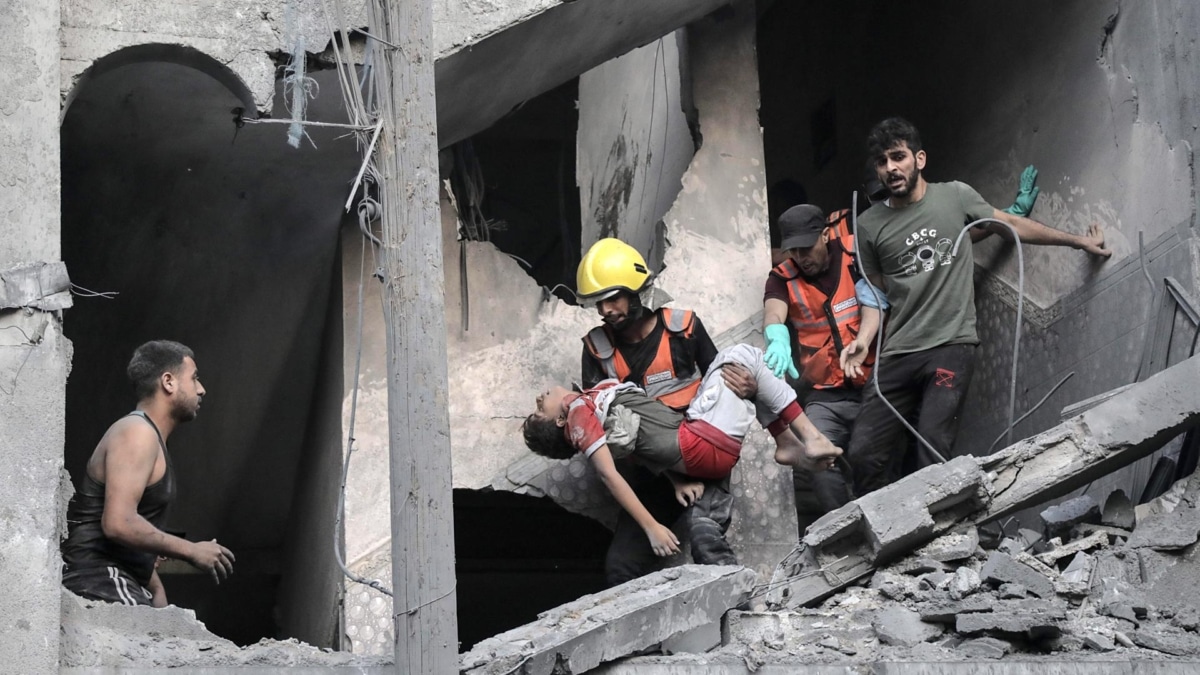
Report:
718,477,1200,666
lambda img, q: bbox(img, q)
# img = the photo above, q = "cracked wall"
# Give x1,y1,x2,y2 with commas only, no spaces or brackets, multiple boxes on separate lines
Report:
1,0,67,671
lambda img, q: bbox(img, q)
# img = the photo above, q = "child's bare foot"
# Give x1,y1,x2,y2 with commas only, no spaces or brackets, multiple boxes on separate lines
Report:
773,430,841,472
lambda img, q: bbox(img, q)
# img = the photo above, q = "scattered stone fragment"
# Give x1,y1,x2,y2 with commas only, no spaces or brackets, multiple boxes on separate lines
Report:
1101,603,1139,625
949,567,981,599
957,636,1011,659
1083,632,1116,652
1060,552,1094,583
1076,523,1133,542
956,608,1063,639
918,571,952,591
981,551,1055,599
1127,504,1200,550
1036,530,1109,566
1099,578,1147,616
998,583,1027,599
997,538,1024,557
1130,626,1200,656
890,557,950,577
870,571,916,601
1172,606,1200,632
1040,495,1100,540
915,596,996,624
872,606,944,647
915,528,980,563
1102,489,1136,530
1113,631,1136,648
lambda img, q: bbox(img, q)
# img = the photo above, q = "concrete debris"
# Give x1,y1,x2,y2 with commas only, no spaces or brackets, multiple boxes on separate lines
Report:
948,567,981,599
0,262,72,311
1040,495,1100,540
1126,504,1200,550
60,590,386,668
459,565,755,674
525,359,1200,668
981,552,1055,599
914,528,980,563
954,599,1066,639
871,606,943,646
1101,489,1136,530
956,636,1011,659
1082,632,1116,652
1035,530,1109,566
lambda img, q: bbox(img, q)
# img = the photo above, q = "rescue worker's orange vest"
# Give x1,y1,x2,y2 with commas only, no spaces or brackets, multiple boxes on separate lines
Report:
770,210,875,389
582,308,702,410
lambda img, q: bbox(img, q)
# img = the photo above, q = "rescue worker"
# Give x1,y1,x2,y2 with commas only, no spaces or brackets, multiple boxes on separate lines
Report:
762,205,886,532
575,238,839,584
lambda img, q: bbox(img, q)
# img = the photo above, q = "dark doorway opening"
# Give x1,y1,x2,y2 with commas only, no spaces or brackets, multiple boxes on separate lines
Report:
454,488,610,650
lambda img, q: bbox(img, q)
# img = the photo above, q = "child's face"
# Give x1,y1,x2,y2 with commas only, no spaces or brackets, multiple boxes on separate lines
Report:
534,386,572,423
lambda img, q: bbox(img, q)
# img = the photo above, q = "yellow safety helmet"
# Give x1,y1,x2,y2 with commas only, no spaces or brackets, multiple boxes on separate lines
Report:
576,238,653,304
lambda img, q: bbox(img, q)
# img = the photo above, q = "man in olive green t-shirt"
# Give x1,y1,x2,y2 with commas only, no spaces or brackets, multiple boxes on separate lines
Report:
846,117,1111,495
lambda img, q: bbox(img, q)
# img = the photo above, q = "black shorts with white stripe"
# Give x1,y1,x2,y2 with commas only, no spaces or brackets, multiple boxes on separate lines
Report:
62,565,153,606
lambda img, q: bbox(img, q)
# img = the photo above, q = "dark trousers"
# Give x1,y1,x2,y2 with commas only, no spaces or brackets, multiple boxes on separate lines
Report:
605,463,735,586
846,343,976,496
793,392,857,534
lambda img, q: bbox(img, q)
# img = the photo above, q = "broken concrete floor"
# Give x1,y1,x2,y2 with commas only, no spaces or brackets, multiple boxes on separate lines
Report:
59,589,389,669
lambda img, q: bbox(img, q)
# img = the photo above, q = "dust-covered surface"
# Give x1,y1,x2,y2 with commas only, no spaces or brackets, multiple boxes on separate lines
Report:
591,470,1200,671
60,589,390,668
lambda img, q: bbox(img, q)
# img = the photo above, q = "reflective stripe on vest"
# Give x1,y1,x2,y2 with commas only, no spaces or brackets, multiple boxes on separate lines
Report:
583,308,701,409
769,212,874,389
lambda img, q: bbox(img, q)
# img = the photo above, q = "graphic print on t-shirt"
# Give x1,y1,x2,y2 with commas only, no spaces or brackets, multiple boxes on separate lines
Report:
895,227,954,277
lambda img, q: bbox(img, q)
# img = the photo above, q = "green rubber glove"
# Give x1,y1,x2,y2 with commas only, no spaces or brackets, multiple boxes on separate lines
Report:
1003,165,1040,217
763,323,799,379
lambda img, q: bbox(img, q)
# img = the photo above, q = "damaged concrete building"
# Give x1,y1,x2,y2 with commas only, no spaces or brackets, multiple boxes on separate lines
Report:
6,0,1200,672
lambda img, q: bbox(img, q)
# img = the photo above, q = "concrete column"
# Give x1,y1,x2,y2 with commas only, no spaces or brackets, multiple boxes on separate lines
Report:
0,0,68,672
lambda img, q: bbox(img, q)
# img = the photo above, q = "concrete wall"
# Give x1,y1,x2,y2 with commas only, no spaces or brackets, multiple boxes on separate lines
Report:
758,0,1200,502
0,0,67,671
577,31,694,268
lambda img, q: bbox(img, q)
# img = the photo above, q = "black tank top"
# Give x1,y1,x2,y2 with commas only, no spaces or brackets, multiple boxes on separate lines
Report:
61,411,176,585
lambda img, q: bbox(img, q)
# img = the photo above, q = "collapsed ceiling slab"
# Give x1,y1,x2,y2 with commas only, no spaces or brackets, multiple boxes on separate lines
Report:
763,354,1200,610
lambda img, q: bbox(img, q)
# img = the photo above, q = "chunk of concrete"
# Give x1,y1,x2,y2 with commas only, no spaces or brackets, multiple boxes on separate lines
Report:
460,565,755,674
1036,530,1109,566
914,527,980,563
1127,504,1200,550
956,636,1011,659
981,552,1055,599
1102,489,1136,530
0,262,72,311
955,602,1066,639
1130,626,1200,657
983,355,1200,523
1040,495,1100,540
660,620,720,655
949,567,981,598
1083,632,1116,652
998,583,1027,599
871,606,943,647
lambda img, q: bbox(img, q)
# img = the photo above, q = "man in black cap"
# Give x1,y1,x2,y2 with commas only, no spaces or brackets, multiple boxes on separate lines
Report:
762,204,886,532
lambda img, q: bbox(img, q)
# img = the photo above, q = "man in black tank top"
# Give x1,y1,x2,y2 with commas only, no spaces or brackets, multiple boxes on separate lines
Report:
62,340,235,607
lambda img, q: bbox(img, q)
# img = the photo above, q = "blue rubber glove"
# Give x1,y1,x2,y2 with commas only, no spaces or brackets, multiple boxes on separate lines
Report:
763,323,799,379
1002,165,1040,217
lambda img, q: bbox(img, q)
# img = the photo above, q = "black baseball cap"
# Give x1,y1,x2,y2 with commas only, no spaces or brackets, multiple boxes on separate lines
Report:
778,204,827,250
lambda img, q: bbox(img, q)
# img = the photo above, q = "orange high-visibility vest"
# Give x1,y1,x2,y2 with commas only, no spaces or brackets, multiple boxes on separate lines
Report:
770,211,875,389
582,308,702,410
